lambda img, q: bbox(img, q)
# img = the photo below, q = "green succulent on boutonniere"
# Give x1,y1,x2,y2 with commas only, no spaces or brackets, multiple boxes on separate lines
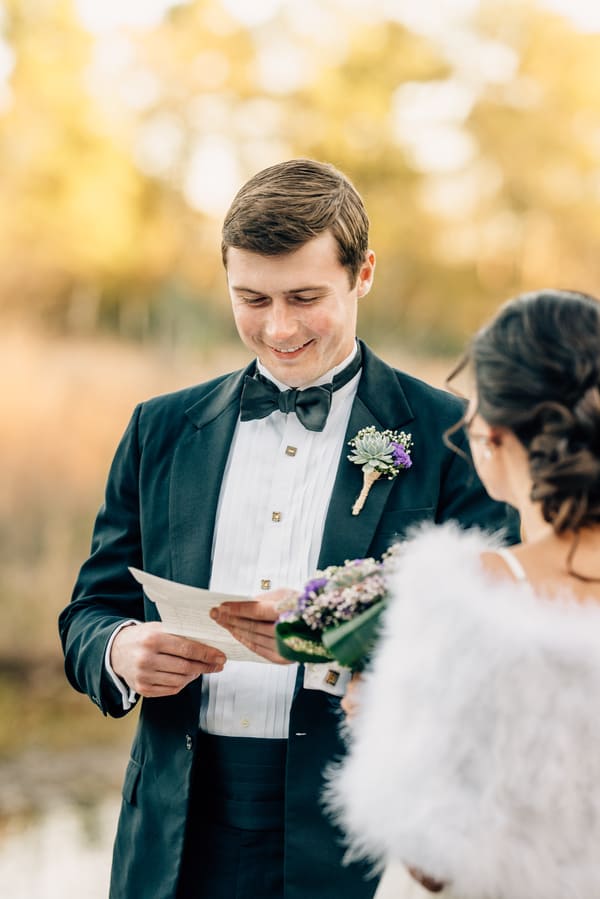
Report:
348,426,413,515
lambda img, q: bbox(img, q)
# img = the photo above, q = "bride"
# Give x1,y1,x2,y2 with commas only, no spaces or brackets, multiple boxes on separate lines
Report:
328,289,600,899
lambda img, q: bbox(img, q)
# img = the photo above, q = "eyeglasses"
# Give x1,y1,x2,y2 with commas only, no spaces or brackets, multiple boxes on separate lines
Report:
466,432,495,448
464,418,499,449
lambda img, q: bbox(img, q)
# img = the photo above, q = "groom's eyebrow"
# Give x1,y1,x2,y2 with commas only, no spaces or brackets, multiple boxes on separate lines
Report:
284,286,327,294
230,284,328,295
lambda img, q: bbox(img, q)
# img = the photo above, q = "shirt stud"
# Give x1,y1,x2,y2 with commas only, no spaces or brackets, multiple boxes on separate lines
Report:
261,578,271,590
272,511,282,522
285,445,297,456
325,669,340,686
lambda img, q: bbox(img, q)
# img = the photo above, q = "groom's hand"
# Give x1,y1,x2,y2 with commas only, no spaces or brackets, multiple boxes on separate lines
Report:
210,588,295,664
110,622,226,697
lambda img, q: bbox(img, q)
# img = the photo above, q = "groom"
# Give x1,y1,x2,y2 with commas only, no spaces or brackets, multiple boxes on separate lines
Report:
59,158,518,899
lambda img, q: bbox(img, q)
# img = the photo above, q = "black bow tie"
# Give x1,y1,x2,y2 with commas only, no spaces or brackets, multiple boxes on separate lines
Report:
240,347,362,432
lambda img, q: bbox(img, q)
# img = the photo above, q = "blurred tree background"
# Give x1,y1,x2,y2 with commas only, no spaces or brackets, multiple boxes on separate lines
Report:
2,0,600,347
1,0,600,753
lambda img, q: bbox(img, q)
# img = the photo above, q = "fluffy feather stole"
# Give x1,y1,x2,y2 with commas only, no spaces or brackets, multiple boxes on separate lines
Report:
325,522,600,899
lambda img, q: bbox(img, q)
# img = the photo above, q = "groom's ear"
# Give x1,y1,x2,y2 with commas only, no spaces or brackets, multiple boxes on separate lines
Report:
356,250,376,297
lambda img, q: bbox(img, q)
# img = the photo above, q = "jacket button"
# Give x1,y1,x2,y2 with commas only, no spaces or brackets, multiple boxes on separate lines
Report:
185,734,193,750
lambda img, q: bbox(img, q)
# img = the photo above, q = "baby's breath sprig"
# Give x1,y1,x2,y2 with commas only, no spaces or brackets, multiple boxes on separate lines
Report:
348,426,413,515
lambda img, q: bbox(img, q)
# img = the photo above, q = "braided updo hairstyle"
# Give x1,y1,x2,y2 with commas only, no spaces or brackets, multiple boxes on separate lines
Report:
454,289,600,537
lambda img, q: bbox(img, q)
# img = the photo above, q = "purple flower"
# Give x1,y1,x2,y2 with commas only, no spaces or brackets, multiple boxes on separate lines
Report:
304,576,328,595
392,442,412,469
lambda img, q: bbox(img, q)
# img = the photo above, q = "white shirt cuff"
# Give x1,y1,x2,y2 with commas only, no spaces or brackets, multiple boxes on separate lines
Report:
303,662,352,696
105,620,140,710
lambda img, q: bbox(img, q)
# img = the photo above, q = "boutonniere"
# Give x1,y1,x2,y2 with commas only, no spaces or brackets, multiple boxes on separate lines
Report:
348,426,413,515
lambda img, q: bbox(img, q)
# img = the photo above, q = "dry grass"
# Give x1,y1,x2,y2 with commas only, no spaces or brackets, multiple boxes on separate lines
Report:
1,330,250,658
1,330,252,753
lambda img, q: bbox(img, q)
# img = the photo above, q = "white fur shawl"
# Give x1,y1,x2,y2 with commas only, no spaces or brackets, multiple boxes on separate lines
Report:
326,522,600,899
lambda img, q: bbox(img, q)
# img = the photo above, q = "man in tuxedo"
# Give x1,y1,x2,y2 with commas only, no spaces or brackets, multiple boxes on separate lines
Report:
59,158,518,899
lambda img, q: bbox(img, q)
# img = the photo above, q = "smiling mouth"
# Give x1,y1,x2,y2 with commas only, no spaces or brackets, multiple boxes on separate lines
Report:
269,340,313,356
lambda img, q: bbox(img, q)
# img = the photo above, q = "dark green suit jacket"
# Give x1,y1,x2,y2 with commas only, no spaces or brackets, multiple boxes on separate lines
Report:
59,341,518,899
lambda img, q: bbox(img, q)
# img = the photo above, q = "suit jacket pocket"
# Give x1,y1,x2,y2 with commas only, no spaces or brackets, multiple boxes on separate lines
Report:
122,757,142,806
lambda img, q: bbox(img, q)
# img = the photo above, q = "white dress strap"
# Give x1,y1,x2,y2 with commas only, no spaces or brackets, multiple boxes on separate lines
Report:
495,548,528,582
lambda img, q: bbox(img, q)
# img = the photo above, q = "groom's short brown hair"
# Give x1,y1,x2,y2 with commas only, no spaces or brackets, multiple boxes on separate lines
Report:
221,158,370,285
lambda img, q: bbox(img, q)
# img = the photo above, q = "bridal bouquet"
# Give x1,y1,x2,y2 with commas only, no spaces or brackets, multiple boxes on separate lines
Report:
275,551,397,670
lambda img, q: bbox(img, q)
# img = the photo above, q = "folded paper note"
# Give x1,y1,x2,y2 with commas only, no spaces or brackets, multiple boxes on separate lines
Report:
128,567,267,663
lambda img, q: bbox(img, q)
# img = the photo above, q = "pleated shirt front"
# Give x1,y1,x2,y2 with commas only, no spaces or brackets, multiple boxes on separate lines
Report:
200,347,360,738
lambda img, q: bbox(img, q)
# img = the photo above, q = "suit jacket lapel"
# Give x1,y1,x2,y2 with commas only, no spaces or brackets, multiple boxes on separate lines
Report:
169,363,252,587
318,342,415,567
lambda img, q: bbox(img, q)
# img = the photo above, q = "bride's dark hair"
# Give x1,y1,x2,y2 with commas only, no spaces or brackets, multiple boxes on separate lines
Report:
447,289,600,552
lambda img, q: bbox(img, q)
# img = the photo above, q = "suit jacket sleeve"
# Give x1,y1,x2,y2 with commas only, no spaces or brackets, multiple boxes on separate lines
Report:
58,404,146,718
